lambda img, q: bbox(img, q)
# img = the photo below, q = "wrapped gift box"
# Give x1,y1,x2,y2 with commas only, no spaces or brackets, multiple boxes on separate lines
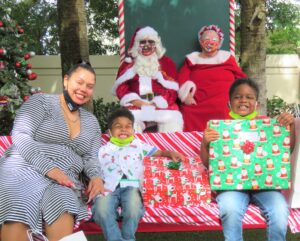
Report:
208,118,291,190
143,156,211,207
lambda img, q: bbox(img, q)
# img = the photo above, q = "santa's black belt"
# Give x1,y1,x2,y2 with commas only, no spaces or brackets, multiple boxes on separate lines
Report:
140,93,159,101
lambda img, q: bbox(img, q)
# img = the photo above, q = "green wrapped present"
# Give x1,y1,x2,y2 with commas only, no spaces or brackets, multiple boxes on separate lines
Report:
208,118,291,190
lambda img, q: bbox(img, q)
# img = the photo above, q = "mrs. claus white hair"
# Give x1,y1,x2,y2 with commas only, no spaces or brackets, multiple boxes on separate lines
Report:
129,26,166,59
198,24,224,49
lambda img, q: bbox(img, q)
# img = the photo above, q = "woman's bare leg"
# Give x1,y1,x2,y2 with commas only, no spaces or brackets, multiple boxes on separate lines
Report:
1,222,29,241
45,213,74,241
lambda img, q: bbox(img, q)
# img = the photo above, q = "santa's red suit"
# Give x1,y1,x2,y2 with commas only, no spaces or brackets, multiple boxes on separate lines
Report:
112,56,183,132
178,50,247,132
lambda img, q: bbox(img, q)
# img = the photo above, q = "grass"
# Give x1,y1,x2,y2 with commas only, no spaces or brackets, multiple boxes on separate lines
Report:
86,229,300,241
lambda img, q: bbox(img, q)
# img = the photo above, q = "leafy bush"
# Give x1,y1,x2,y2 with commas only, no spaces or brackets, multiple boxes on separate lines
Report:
93,98,120,132
267,95,297,117
0,110,14,135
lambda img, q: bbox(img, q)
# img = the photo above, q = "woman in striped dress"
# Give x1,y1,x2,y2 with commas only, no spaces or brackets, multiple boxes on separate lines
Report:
0,62,104,241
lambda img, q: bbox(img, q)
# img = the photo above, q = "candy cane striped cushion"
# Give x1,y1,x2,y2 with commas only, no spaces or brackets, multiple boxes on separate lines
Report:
0,136,12,156
289,209,300,233
101,131,202,157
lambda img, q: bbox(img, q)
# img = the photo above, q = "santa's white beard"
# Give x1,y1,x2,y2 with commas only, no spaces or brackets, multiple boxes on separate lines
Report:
133,54,160,77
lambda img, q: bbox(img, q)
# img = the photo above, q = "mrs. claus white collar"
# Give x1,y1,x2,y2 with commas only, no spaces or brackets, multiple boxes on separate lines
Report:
186,50,231,65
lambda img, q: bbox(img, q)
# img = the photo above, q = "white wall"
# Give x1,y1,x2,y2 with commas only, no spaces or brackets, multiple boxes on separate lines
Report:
28,55,120,103
266,54,300,103
28,54,300,104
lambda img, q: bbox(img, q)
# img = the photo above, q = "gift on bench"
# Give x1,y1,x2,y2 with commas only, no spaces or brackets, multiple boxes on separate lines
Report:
143,156,211,207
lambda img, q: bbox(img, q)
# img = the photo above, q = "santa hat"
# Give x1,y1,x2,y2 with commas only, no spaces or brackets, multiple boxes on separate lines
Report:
134,26,160,42
198,24,224,48
126,26,166,63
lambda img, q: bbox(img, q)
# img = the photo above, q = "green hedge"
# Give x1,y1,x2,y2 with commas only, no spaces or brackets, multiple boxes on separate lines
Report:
267,96,297,118
93,98,120,132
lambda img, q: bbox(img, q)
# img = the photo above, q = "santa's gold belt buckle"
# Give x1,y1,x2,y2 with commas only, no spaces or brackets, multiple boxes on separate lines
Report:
141,93,154,101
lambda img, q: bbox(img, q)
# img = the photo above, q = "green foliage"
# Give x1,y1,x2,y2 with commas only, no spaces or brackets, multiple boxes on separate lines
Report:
4,0,119,55
4,0,298,55
0,110,14,136
87,0,119,55
266,0,300,54
267,28,300,54
235,0,300,54
93,98,120,132
5,0,58,55
267,95,296,118
266,0,300,30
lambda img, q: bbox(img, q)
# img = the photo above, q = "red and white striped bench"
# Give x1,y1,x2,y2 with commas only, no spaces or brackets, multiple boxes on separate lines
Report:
1,132,300,234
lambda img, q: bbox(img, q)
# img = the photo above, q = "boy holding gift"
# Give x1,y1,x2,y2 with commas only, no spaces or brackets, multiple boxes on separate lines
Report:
92,108,184,241
200,78,295,241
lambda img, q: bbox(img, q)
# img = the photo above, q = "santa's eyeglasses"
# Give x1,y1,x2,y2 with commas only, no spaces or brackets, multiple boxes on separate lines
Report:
139,40,155,45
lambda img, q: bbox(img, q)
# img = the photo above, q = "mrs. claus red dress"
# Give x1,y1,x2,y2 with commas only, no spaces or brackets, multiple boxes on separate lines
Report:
178,50,247,132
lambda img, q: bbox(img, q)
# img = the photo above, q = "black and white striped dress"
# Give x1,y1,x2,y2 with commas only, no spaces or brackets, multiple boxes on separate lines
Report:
0,93,101,232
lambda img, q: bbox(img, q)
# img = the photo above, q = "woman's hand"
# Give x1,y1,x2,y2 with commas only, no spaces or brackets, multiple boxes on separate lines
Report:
46,168,74,188
86,177,110,203
184,92,196,105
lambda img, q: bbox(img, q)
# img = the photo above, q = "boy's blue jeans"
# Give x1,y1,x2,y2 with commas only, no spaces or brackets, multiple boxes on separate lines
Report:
92,186,145,241
216,190,289,241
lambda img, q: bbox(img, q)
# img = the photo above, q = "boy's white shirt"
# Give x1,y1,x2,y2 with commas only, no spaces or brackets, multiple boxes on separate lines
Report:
98,138,157,192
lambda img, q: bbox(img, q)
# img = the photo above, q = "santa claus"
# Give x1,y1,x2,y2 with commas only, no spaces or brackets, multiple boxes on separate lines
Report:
112,26,183,132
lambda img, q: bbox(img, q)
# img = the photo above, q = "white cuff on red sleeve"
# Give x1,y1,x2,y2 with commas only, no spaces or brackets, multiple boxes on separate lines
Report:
178,80,196,102
120,93,141,106
151,96,168,109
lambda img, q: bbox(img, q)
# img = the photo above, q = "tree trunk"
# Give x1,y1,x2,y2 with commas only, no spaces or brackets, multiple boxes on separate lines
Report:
57,0,93,111
57,0,89,75
240,0,267,114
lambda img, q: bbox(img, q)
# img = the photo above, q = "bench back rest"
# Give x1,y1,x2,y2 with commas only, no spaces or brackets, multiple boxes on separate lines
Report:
101,131,202,156
0,132,202,157
0,136,12,156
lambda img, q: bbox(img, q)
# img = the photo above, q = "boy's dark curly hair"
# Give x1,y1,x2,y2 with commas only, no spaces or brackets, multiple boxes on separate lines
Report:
229,78,259,100
107,107,135,130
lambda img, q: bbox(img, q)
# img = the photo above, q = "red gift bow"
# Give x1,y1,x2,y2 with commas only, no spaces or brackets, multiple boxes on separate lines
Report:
241,140,255,154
